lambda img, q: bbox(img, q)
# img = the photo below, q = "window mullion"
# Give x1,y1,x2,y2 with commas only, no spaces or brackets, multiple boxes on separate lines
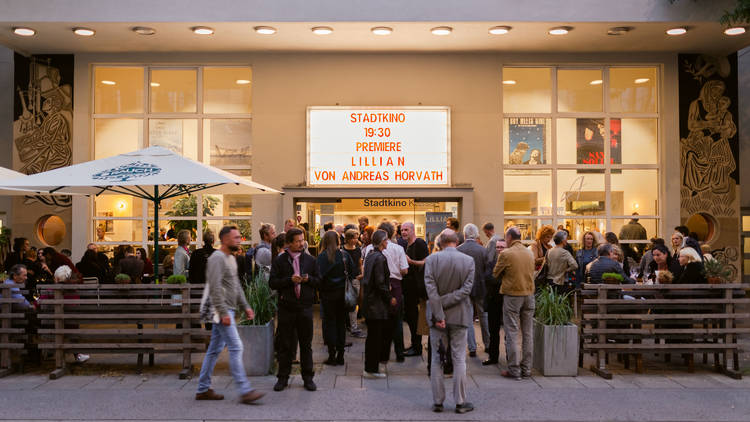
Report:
551,67,559,227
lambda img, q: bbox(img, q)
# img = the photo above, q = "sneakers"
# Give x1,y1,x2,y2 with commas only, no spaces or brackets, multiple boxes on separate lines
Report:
273,378,288,392
195,389,224,400
432,403,444,413
363,370,386,379
240,390,265,404
303,378,317,391
501,370,521,381
74,353,90,363
455,402,475,414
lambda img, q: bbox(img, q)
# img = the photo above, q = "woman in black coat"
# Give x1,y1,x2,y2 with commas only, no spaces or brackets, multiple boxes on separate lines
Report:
361,229,394,378
675,247,706,284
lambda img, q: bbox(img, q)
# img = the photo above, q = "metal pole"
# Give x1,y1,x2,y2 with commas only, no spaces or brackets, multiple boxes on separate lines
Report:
154,186,160,282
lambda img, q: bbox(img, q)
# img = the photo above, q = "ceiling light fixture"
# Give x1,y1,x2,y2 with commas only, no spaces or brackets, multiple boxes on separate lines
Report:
431,26,452,36
724,27,746,36
666,27,687,36
548,26,572,35
236,79,251,85
502,80,517,85
607,26,634,36
73,27,95,36
254,26,277,35
371,26,393,35
192,26,215,35
489,26,511,35
132,26,156,35
13,27,36,36
311,26,333,35
101,80,116,86
634,78,650,84
590,79,603,85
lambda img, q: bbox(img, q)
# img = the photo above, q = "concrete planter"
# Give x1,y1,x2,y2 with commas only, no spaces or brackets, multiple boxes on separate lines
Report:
237,320,275,376
533,320,579,376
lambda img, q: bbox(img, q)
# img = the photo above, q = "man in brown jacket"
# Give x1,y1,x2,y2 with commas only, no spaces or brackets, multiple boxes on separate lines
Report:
492,226,535,380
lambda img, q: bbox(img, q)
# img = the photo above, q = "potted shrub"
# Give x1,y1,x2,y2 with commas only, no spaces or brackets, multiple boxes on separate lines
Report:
533,286,578,376
601,272,624,285
165,274,187,306
114,273,132,284
703,259,731,284
237,273,278,376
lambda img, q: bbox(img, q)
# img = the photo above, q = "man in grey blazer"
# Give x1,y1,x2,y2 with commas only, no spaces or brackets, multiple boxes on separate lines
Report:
456,223,489,357
424,229,475,414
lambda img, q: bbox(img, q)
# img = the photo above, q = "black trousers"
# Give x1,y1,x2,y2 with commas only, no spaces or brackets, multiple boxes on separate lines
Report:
365,318,388,373
277,306,314,379
403,290,422,351
322,296,347,353
486,294,504,362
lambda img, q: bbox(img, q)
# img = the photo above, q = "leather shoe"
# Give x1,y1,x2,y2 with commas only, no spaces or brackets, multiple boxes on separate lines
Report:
432,404,444,413
469,351,477,357
482,359,498,366
501,370,521,380
195,389,224,400
455,402,474,414
303,378,317,391
403,348,422,357
240,390,265,404
273,378,288,392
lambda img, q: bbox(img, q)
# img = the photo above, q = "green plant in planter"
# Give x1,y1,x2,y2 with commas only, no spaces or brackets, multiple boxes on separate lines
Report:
114,273,132,284
601,272,624,284
165,274,187,284
240,273,277,326
535,285,573,326
703,259,732,283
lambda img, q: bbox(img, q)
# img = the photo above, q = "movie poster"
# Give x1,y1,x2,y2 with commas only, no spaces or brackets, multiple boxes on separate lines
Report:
576,118,621,173
508,117,545,164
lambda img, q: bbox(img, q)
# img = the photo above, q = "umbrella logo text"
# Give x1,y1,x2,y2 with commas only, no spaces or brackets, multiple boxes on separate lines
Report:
92,161,162,182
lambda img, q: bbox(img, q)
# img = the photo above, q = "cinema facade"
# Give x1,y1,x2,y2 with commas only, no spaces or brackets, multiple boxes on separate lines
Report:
0,0,748,280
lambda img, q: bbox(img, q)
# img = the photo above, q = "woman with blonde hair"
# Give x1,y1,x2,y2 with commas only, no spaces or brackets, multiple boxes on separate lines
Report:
530,225,555,270
676,247,706,284
670,231,685,261
576,231,599,285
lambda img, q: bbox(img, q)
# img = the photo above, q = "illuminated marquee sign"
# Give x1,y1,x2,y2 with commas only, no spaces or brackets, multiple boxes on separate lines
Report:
307,107,450,186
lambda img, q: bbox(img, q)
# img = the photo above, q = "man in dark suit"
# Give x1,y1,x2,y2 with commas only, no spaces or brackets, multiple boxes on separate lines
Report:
456,224,489,358
269,228,320,392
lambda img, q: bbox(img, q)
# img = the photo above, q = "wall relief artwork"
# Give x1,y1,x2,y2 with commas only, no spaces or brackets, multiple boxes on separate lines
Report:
13,53,74,210
679,53,740,279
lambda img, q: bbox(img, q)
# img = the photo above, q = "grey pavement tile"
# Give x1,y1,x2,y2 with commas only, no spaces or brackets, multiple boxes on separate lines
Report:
312,373,336,390
620,374,685,389
387,374,431,389
82,376,126,389
181,375,232,391
136,374,190,390
0,374,49,390
669,374,731,388
575,374,615,389
604,375,641,389
362,376,388,390
471,374,541,390
706,373,750,388
532,375,587,389
36,375,98,390
106,375,148,389
334,375,362,389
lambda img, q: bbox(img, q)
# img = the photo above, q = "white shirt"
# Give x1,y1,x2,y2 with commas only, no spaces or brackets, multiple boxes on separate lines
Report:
381,240,409,280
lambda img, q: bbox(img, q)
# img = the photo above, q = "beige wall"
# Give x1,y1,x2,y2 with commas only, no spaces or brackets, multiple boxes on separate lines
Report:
67,51,680,257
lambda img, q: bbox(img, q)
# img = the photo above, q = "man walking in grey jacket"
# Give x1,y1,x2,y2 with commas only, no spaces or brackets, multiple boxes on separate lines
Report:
424,229,475,414
196,225,265,404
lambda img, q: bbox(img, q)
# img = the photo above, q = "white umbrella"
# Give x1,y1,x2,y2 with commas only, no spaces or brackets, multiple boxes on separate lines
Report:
0,166,73,196
0,146,280,277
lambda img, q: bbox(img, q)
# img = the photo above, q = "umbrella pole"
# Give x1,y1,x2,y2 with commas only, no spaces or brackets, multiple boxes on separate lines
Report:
153,186,160,283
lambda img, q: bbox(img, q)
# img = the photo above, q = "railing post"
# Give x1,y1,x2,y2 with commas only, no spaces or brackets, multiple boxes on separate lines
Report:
180,284,192,379
52,287,66,377
0,284,11,372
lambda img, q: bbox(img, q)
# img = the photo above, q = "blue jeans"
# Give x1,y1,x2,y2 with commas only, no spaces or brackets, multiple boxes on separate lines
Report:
197,310,253,395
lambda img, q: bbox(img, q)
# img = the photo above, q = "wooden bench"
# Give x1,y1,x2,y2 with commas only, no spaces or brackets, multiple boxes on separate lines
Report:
36,283,209,379
580,283,749,379
0,283,28,377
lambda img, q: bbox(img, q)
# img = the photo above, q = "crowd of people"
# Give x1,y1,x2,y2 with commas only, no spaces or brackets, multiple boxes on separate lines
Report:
2,216,716,412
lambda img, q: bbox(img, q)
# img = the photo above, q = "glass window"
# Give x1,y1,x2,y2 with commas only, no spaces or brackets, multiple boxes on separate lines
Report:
148,119,198,160
560,218,608,244
93,220,144,242
504,218,550,242
95,195,144,219
620,119,657,164
504,170,551,215
94,67,144,114
94,119,142,159
557,170,606,216
612,218,657,242
557,69,603,113
203,119,252,172
203,67,252,114
150,69,197,113
609,67,657,113
503,68,552,113
503,118,550,165
148,194,198,218
610,170,658,216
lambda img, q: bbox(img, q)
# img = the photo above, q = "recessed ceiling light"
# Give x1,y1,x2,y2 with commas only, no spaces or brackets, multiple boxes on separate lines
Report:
489,26,511,35
548,26,572,35
431,26,452,36
666,27,687,36
607,26,633,36
254,26,277,35
73,27,95,36
101,80,116,86
132,26,156,36
192,26,215,35
236,79,251,85
371,26,393,36
724,27,746,36
590,79,603,85
311,26,333,35
150,82,160,87
502,80,517,85
634,78,650,84
13,27,36,36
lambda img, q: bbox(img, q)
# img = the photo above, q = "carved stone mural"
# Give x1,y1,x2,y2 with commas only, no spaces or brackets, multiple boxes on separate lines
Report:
679,53,740,279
